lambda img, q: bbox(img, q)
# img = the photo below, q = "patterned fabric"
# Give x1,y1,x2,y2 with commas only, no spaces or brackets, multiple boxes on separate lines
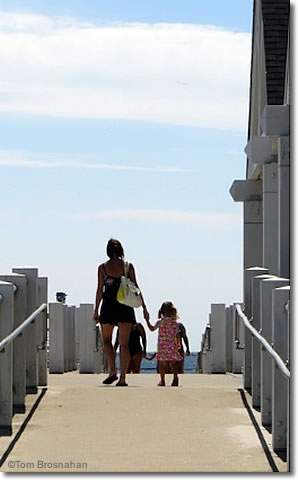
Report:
156,317,183,362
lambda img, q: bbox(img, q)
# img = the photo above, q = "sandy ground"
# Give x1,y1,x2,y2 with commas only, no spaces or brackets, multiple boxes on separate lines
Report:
0,372,287,473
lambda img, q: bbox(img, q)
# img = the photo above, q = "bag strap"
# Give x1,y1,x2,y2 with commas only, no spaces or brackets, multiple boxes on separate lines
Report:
123,261,129,278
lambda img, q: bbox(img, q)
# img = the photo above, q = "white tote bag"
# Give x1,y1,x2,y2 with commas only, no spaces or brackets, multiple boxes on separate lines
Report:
116,262,142,308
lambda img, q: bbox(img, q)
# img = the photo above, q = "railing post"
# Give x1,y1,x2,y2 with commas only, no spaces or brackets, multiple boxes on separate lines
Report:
0,281,14,434
260,277,289,426
37,277,48,386
49,303,64,373
232,304,243,373
13,267,39,394
287,299,291,469
251,274,274,408
244,267,269,391
272,285,290,453
0,274,27,413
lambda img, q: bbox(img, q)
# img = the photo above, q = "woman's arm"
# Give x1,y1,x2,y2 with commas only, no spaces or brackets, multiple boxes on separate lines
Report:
93,265,104,322
128,263,150,320
145,318,160,332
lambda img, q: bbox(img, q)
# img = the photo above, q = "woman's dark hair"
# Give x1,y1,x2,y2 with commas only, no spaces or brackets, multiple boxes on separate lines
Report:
106,238,124,259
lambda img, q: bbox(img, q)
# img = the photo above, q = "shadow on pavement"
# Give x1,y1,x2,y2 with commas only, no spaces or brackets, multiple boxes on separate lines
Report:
0,387,47,468
238,388,280,472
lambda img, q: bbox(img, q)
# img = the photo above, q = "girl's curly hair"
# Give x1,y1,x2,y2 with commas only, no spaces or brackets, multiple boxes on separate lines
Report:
159,301,179,319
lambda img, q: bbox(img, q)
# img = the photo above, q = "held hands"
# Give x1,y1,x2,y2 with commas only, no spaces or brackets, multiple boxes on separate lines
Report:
93,312,100,324
186,349,190,356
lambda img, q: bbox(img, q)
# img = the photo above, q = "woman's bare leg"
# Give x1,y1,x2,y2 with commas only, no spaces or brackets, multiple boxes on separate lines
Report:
158,361,166,386
101,324,116,376
118,322,132,383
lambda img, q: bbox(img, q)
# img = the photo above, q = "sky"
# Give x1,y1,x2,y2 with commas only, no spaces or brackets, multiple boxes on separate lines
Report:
0,0,253,351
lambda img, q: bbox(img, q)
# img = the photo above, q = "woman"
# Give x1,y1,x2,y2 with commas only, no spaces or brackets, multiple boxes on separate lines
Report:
93,238,149,386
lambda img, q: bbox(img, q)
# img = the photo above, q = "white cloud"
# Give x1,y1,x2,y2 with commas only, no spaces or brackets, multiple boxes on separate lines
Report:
0,12,251,129
73,208,241,231
0,150,198,172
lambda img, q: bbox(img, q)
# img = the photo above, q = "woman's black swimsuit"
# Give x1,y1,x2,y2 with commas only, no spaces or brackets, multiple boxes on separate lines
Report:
100,265,136,326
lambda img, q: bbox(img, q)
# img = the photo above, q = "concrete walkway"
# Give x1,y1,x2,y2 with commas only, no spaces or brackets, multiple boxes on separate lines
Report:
0,373,287,473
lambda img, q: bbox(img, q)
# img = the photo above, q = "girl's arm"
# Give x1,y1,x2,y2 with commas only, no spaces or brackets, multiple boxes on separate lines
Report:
145,352,156,361
128,263,150,320
93,265,104,322
145,318,160,332
179,323,190,355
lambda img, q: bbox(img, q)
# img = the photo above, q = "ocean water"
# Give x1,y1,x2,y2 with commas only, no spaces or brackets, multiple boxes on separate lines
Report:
116,352,198,373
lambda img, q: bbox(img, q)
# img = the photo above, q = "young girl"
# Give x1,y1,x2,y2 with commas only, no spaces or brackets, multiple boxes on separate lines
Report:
145,301,183,386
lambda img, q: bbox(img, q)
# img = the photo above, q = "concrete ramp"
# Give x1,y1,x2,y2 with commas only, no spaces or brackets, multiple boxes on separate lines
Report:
0,373,286,472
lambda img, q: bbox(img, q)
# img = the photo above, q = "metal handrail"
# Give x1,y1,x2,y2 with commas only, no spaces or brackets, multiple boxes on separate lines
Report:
235,304,290,379
0,303,47,353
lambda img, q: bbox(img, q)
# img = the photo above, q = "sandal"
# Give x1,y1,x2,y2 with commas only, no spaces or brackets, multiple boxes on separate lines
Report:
116,381,128,387
171,378,179,387
157,381,166,387
102,374,118,385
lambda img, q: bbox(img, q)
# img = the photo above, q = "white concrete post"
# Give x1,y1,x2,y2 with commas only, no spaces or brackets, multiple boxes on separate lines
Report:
243,267,269,391
278,136,290,278
68,306,76,370
49,302,64,373
63,305,70,372
13,267,39,394
79,304,96,373
0,274,27,413
260,277,289,426
0,281,14,434
229,180,263,273
243,200,263,270
225,306,233,372
206,315,212,374
37,277,48,386
75,307,80,369
251,274,274,408
272,286,290,452
263,163,278,275
94,324,104,373
79,304,101,373
210,304,226,373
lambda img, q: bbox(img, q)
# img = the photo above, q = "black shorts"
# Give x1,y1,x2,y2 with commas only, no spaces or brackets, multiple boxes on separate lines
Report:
100,300,136,326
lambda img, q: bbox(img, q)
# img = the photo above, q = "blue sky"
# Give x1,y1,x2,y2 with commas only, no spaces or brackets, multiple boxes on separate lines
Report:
0,0,253,350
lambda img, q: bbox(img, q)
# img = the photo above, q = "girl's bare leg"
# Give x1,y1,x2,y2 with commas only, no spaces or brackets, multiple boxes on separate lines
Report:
130,352,143,373
158,361,166,386
118,322,132,383
101,324,116,376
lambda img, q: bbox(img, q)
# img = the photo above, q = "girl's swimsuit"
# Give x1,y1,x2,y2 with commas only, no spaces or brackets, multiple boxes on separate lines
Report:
100,265,136,326
128,324,143,356
156,317,183,362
